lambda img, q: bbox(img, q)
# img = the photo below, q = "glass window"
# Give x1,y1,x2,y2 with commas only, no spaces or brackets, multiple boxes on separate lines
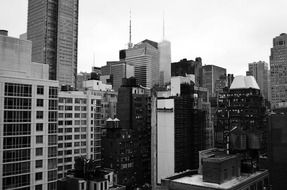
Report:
37,86,44,95
36,123,43,132
36,160,43,168
36,148,43,156
37,99,44,107
36,111,43,119
36,172,42,180
36,136,43,144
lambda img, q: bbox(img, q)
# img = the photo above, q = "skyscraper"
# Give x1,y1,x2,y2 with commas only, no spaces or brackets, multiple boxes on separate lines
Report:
270,33,287,108
27,0,79,88
202,65,226,97
101,61,135,91
0,31,58,190
120,40,160,88
158,40,171,86
246,61,270,101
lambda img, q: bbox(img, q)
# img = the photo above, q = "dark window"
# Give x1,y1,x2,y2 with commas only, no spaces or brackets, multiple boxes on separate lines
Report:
35,172,42,180
37,86,44,95
36,148,43,156
36,111,43,119
37,99,44,107
49,87,58,98
36,160,43,168
36,123,43,131
36,136,43,144
36,184,42,190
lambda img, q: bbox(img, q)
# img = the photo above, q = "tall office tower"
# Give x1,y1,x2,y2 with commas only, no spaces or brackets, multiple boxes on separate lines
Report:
57,91,103,179
27,0,79,88
101,61,135,91
216,76,267,172
158,40,171,86
270,33,287,108
155,77,206,185
268,105,287,190
120,40,160,88
0,31,58,190
246,61,269,101
102,78,151,189
202,65,226,98
171,58,203,87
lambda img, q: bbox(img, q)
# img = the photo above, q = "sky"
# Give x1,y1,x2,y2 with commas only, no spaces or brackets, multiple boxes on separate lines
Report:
1,0,287,75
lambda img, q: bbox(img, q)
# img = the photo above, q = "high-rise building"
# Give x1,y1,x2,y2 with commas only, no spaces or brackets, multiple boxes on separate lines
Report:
171,58,203,87
158,40,171,86
216,76,267,171
202,65,226,97
120,40,160,88
246,61,270,101
27,0,79,88
57,90,103,179
101,61,134,91
267,105,287,190
102,78,151,189
155,76,208,186
270,33,287,108
0,31,59,190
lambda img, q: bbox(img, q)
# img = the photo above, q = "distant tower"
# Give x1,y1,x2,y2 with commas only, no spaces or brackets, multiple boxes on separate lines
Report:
270,33,287,108
158,14,171,86
128,10,133,49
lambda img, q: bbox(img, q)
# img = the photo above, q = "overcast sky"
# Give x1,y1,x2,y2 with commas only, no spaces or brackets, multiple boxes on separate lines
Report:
1,0,287,75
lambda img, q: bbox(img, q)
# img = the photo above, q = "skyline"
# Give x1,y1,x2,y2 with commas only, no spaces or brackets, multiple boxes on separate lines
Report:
1,0,287,75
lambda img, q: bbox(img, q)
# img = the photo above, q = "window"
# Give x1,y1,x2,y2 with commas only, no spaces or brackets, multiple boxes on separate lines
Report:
36,111,43,119
36,148,43,156
36,184,42,190
37,86,44,95
37,99,44,107
49,87,58,98
36,160,43,168
36,136,43,144
36,172,42,180
36,123,43,131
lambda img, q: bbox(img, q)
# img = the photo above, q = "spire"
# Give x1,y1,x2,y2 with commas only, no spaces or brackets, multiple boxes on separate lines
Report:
128,10,133,48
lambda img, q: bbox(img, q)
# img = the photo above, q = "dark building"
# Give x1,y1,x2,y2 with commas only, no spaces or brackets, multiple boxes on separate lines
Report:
27,0,79,88
216,76,267,173
171,58,203,87
156,82,206,184
102,78,151,189
202,65,226,98
267,106,287,190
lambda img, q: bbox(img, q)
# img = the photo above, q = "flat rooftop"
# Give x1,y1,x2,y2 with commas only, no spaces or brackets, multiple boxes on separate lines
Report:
172,170,268,189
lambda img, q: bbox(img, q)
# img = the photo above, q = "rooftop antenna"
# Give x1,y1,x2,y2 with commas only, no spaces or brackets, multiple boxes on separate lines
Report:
128,10,133,48
93,52,96,67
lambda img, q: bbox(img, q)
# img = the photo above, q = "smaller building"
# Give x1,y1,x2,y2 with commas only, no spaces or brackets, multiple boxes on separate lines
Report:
161,149,270,190
58,168,126,190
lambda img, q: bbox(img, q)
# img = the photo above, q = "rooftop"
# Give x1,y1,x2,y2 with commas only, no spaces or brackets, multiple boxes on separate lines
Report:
230,75,260,90
170,170,268,189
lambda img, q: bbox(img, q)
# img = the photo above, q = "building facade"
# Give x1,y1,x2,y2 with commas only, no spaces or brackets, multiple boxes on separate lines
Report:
57,90,103,179
120,40,160,88
27,0,79,88
270,33,287,108
0,32,58,190
202,65,226,97
246,61,269,101
171,58,203,87
102,78,151,189
101,61,134,91
158,40,171,86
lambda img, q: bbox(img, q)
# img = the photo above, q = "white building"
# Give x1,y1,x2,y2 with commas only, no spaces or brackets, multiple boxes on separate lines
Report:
57,90,103,179
0,31,59,190
159,40,171,86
